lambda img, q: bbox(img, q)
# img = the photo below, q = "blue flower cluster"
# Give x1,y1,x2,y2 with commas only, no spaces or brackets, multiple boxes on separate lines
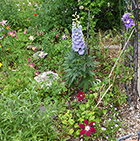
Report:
72,24,85,55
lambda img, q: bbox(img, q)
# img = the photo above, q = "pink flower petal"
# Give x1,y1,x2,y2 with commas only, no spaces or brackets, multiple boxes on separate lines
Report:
89,122,95,127
86,131,91,137
80,129,86,135
90,127,96,133
79,124,85,129
84,119,88,126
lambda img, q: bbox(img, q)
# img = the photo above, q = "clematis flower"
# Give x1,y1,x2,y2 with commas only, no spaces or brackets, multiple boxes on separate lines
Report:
79,119,96,137
121,13,135,30
62,33,67,40
77,91,85,101
0,19,7,26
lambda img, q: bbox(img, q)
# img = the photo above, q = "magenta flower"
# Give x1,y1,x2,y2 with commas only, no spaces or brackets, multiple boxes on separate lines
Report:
56,34,58,38
3,33,6,38
121,13,135,30
0,19,7,26
8,31,15,37
79,119,96,137
77,91,85,101
28,58,30,61
40,32,43,35
15,35,18,39
52,28,55,31
37,31,39,36
6,25,10,29
35,71,39,75
29,63,35,68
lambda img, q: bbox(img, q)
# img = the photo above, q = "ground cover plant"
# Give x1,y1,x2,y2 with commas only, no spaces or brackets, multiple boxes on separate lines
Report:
0,0,136,141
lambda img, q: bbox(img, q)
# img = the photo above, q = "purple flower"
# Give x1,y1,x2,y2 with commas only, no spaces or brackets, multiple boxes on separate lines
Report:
62,33,67,40
121,13,135,30
72,24,85,55
78,49,84,55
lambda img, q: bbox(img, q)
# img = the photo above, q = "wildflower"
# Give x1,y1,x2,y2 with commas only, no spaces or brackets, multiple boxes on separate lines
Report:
0,19,7,26
77,91,85,101
34,13,37,15
0,45,1,47
79,119,96,137
23,3,25,5
121,13,135,30
6,25,10,29
35,72,39,75
8,31,15,37
24,28,27,34
108,2,110,7
28,2,32,6
78,49,84,55
37,31,39,36
101,127,107,131
32,46,36,51
79,6,84,10
117,118,120,121
3,33,6,38
40,32,43,35
115,107,117,110
35,3,38,6
72,15,85,55
18,9,20,11
62,33,67,40
29,35,34,40
16,4,21,6
28,58,30,61
52,28,55,31
0,36,3,39
0,62,2,67
7,48,10,50
109,117,112,121
115,123,119,127
56,34,58,38
29,63,34,68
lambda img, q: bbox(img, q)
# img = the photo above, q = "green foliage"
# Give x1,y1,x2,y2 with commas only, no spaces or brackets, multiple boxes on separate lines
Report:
0,89,61,141
63,50,99,92
78,0,122,32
